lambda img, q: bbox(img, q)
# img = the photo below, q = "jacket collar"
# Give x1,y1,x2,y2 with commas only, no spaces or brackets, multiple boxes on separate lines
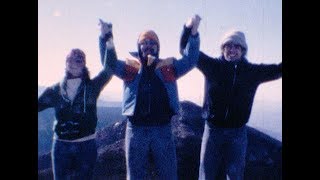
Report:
126,52,175,70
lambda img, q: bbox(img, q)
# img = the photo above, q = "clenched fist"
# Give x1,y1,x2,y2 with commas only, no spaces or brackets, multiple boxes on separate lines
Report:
185,14,201,35
99,19,113,38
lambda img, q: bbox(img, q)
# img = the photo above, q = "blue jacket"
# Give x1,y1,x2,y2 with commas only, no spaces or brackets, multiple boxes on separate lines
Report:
100,33,200,116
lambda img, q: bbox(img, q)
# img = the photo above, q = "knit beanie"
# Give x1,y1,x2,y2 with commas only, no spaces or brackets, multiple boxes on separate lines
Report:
220,30,247,55
138,30,160,47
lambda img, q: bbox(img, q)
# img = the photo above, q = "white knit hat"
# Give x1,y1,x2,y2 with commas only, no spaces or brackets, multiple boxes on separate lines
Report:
220,30,247,55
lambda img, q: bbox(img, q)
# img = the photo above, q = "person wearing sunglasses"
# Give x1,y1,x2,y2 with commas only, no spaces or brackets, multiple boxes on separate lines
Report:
99,15,201,180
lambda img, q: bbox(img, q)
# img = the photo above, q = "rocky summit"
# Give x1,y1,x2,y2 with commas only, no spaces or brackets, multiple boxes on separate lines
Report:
38,101,282,180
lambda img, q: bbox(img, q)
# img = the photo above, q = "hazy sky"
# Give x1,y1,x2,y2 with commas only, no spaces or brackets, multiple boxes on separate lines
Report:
38,0,282,105
38,0,282,140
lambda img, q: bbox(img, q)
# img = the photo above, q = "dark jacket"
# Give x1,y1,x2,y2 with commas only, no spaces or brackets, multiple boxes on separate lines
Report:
38,54,112,140
180,26,282,128
130,62,174,126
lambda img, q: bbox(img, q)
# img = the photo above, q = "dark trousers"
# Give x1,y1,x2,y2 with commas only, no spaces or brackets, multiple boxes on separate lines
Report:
51,139,97,180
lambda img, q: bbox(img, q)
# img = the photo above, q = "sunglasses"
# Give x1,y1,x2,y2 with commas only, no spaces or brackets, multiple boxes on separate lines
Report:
139,39,158,46
224,43,242,50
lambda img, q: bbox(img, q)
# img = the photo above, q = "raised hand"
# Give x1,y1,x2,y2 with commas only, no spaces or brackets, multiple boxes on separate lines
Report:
185,14,201,35
99,18,113,38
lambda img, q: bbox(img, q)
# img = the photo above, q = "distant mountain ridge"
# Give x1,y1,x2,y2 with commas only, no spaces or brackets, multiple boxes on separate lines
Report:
38,101,282,180
38,86,46,96
38,84,282,141
38,106,124,156
38,85,282,156
249,99,282,141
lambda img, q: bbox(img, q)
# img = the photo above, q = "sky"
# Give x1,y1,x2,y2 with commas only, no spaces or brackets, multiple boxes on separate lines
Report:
38,0,282,139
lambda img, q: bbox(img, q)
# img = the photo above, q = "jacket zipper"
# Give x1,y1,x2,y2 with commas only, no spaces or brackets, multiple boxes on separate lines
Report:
67,83,86,114
83,84,86,113
147,67,151,115
148,83,151,114
224,64,237,121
